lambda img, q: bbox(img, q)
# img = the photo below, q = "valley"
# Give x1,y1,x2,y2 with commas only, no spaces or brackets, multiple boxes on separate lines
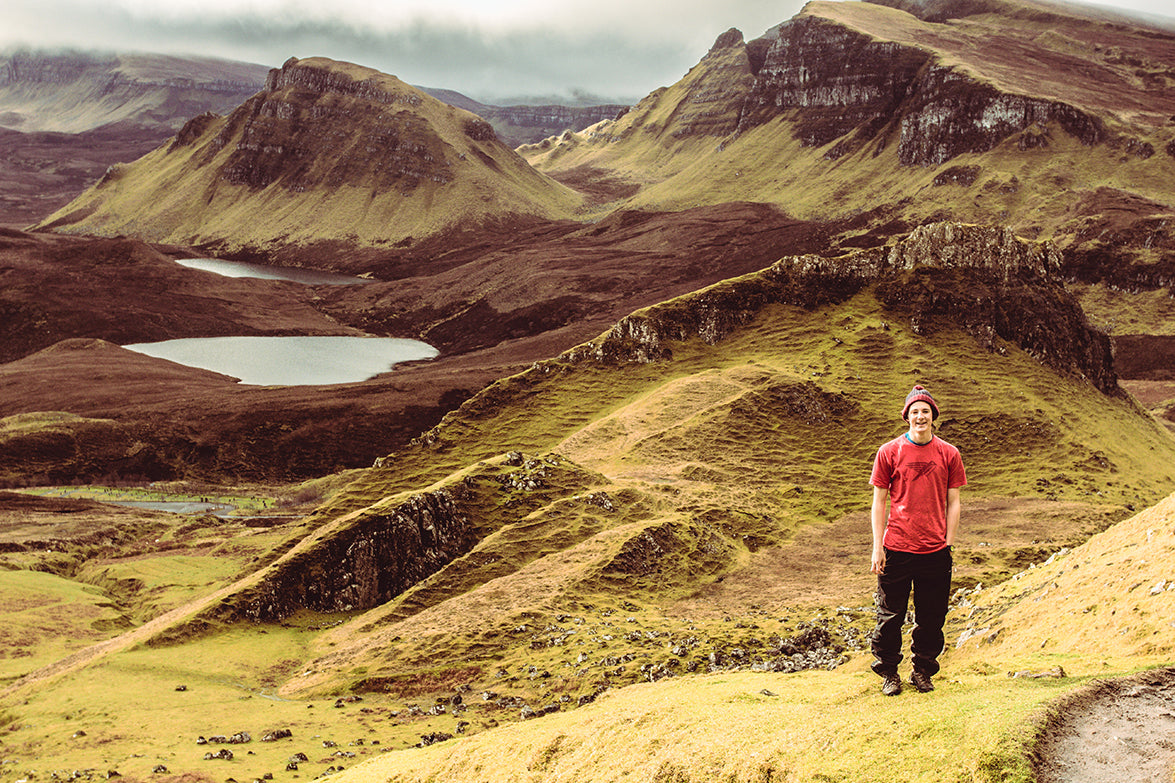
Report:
1,0,1175,780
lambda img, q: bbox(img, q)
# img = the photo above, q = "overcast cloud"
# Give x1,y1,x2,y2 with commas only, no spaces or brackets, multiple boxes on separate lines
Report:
3,0,1173,103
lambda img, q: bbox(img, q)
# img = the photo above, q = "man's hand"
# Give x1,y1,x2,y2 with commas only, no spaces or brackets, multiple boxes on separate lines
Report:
871,546,886,575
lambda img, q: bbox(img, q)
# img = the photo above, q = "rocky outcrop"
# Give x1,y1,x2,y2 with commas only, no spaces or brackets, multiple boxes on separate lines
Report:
738,18,930,148
561,222,1118,393
236,489,475,621
896,65,1104,165
212,58,453,192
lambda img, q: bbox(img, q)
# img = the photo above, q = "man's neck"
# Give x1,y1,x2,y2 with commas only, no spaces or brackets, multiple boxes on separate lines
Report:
906,430,934,445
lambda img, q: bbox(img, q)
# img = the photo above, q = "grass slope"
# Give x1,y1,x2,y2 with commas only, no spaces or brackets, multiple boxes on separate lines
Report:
2,235,1175,781
334,487,1175,783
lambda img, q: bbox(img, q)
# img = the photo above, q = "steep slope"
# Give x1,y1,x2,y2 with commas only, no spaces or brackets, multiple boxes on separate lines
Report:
523,0,1175,290
36,57,584,253
0,49,268,133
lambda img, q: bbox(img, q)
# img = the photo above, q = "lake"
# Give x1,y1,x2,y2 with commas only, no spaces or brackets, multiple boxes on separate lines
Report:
175,257,369,286
123,336,439,386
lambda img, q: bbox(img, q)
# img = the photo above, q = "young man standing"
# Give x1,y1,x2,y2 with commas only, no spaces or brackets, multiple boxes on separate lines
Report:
869,385,966,696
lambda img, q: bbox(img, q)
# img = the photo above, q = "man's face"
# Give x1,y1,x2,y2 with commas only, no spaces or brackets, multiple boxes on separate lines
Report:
907,401,934,439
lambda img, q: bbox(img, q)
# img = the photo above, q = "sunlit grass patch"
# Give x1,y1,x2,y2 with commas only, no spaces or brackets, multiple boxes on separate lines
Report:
345,666,1074,783
0,570,126,682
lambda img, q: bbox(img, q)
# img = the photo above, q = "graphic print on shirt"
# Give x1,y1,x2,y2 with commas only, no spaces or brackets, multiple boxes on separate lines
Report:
904,461,937,481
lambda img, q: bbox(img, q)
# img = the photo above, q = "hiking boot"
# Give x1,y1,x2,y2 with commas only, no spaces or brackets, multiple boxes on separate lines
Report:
911,669,934,693
881,673,902,696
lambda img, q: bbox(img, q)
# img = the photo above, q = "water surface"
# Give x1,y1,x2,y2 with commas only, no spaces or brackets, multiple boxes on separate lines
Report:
123,335,438,386
175,257,368,286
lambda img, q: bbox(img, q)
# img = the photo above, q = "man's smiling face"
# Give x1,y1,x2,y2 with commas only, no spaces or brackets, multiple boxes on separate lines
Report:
906,401,934,442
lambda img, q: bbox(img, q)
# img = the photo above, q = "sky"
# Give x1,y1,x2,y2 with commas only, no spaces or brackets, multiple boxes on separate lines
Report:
3,0,1174,104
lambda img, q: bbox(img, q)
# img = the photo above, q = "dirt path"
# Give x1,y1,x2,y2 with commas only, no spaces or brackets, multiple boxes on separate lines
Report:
1033,667,1175,783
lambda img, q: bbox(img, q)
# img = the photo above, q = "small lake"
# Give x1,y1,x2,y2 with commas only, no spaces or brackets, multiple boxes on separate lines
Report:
107,500,235,515
123,336,439,386
175,257,369,286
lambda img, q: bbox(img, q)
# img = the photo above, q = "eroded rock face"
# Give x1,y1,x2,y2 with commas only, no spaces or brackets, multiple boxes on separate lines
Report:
214,59,451,193
682,14,1103,166
564,222,1118,393
738,18,930,148
238,489,474,620
896,65,1103,165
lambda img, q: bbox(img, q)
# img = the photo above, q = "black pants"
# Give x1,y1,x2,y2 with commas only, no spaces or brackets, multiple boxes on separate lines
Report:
870,546,953,678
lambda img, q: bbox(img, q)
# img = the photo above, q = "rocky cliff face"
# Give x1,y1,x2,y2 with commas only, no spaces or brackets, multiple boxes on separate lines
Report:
732,12,1107,164
208,58,460,193
562,222,1118,393
235,489,475,621
737,17,930,150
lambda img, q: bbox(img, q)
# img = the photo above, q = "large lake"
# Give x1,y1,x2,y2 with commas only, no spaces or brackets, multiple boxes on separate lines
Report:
123,336,439,386
175,257,368,286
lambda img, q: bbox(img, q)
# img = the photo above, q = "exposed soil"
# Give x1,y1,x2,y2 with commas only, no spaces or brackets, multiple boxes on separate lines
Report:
0,124,171,229
1033,666,1175,783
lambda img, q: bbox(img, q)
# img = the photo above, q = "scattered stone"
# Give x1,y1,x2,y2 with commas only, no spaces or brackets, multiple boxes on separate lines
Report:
261,729,292,742
203,749,233,761
1009,666,1066,679
151,765,167,774
175,685,187,692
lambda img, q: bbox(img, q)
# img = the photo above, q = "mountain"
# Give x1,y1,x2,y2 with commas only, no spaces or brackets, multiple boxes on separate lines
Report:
35,56,584,255
522,0,1175,291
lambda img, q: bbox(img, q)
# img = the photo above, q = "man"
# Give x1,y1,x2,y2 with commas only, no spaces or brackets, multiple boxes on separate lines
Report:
869,384,966,696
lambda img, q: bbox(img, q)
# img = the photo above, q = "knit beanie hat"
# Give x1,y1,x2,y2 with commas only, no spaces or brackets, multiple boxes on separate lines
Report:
902,385,939,420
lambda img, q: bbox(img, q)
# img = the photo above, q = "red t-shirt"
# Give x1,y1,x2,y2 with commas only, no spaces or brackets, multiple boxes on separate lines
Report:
870,434,967,554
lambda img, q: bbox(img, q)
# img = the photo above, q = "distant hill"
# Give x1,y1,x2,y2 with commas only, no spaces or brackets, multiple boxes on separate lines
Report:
35,57,585,254
0,49,269,133
0,50,270,226
419,86,628,147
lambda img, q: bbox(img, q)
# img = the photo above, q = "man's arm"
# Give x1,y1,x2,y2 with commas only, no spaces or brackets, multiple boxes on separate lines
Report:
944,486,961,546
871,485,888,574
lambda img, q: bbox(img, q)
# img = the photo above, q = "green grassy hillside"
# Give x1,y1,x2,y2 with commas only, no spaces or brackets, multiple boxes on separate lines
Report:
4,228,1173,781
